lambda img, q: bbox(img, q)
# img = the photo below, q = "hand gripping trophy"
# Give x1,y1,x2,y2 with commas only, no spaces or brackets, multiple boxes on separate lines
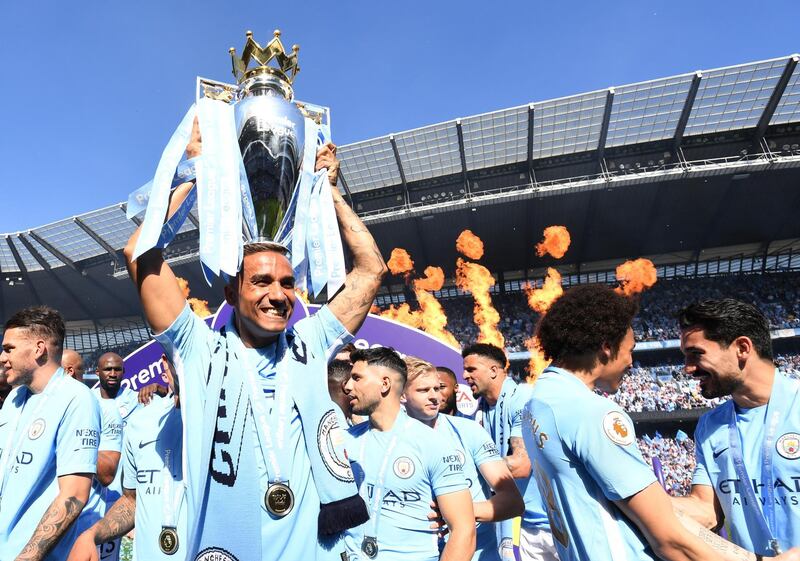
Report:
130,30,345,296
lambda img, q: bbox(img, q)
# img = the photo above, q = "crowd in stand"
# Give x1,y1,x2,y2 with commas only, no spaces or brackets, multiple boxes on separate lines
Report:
438,272,800,351
637,436,696,496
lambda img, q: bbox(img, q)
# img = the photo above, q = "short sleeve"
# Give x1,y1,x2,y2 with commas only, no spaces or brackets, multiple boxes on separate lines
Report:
428,433,469,497
509,385,531,439
691,416,712,487
56,391,101,477
573,405,656,501
292,305,353,360
155,302,213,374
469,425,502,467
99,403,123,453
122,429,137,491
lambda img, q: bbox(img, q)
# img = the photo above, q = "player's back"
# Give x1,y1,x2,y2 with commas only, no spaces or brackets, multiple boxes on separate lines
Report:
523,367,657,561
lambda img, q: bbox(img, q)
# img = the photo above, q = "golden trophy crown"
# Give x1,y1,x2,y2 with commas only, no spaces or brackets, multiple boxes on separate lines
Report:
229,29,300,84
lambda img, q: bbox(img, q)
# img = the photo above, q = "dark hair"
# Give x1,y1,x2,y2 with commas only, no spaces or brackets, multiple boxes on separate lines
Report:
350,347,407,385
435,366,457,381
461,343,507,369
536,284,638,368
677,298,773,360
328,359,353,385
4,306,65,350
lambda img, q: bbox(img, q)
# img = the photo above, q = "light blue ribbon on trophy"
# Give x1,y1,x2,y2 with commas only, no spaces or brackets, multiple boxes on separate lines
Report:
126,157,199,219
290,117,320,292
132,105,197,261
319,174,345,296
306,171,327,297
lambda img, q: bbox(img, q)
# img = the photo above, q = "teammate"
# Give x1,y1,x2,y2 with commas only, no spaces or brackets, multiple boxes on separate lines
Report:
329,359,359,426
62,349,86,383
0,306,101,560
436,366,459,416
524,284,800,561
68,355,185,561
124,122,385,560
403,356,523,561
73,350,124,561
343,347,476,560
675,299,800,556
462,343,555,561
92,353,140,426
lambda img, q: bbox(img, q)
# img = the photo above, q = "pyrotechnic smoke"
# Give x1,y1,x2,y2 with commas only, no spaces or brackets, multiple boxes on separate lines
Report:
455,257,505,349
175,277,212,318
615,258,658,295
524,268,564,314
524,337,550,384
456,230,485,260
536,226,571,259
387,248,414,277
378,255,459,348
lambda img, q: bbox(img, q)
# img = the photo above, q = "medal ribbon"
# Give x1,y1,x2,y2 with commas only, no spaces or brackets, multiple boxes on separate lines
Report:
727,371,800,555
0,371,66,505
359,413,414,543
231,324,293,486
161,410,186,531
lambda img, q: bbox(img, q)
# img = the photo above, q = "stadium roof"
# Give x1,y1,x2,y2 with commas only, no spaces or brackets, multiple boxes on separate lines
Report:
3,54,800,321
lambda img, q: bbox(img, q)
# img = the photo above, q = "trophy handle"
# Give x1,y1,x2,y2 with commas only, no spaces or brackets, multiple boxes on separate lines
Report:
196,76,239,104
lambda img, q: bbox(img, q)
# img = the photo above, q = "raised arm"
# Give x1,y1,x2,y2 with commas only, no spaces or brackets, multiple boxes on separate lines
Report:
15,474,92,561
123,121,201,334
437,489,477,561
474,460,524,522
67,489,137,561
317,143,388,334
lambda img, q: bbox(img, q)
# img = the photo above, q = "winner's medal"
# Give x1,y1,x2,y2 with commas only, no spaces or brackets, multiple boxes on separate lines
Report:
265,481,295,517
361,536,378,559
159,527,179,555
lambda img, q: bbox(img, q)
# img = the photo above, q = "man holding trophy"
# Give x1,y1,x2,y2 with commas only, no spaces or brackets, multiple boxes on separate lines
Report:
120,30,386,561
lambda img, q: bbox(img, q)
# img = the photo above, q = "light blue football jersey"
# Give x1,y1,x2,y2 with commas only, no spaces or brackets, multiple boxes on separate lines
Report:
122,394,187,561
78,395,123,561
437,413,503,561
693,371,800,556
522,366,658,561
155,303,352,561
344,410,469,561
479,379,549,532
0,369,101,560
93,385,141,502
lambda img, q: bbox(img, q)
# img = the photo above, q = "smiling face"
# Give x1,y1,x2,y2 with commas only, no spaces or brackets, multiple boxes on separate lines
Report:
403,371,441,423
0,327,41,388
97,353,124,395
225,250,296,345
595,327,636,394
681,327,744,399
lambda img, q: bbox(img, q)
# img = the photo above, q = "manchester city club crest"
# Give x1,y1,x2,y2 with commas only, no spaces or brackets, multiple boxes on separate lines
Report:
28,418,46,440
195,547,239,561
777,432,800,460
393,456,415,479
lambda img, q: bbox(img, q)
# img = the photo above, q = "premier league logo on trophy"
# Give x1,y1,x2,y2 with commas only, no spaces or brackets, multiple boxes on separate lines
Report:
130,30,345,295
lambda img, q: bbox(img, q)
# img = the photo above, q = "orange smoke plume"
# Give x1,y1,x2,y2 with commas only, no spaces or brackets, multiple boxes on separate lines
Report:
175,276,212,318
524,336,551,383
379,303,422,328
615,258,658,296
413,266,445,292
525,268,564,314
387,248,414,277
456,230,485,260
415,290,460,348
455,258,505,348
536,226,571,259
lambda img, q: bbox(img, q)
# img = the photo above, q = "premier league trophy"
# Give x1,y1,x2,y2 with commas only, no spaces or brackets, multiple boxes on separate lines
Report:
130,30,345,295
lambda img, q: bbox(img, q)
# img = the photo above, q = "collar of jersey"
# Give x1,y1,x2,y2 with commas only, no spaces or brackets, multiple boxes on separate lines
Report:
542,366,592,393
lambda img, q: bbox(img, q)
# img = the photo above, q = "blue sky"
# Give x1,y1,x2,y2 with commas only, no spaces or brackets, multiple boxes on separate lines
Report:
1,0,797,232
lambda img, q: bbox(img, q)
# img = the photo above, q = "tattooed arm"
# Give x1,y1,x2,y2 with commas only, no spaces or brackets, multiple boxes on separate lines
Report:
15,473,92,561
318,143,387,334
505,436,532,479
67,489,137,561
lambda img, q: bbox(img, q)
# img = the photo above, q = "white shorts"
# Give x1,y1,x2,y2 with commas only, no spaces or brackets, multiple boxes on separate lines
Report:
519,526,560,561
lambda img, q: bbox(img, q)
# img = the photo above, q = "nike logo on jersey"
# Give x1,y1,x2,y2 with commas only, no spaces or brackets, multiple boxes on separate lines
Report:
139,439,158,449
713,447,729,459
